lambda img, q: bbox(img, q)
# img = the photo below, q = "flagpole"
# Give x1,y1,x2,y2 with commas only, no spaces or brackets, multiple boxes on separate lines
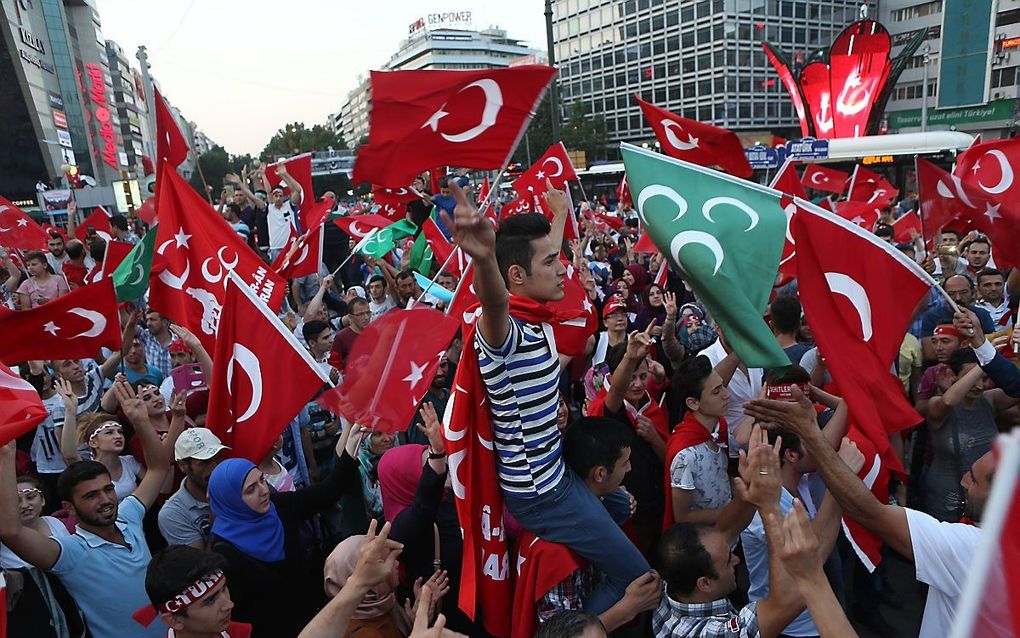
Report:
412,247,460,307
478,167,508,216
330,228,379,278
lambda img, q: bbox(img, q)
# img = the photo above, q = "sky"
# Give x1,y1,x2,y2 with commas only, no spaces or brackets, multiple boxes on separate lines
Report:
95,0,549,157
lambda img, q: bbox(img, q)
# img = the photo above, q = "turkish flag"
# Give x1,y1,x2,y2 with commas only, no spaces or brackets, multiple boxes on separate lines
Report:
833,200,882,228
317,307,460,434
476,177,491,206
500,196,533,219
801,164,849,194
547,261,599,354
0,278,121,365
207,273,331,463
633,231,658,254
354,66,557,187
88,240,135,283
635,96,753,178
841,426,891,572
0,362,48,446
915,158,1006,251
0,197,49,250
892,211,921,244
271,198,332,280
154,88,189,182
332,214,393,239
265,154,317,230
446,264,478,324
848,165,897,205
74,208,112,241
134,196,157,226
777,195,798,278
149,166,286,354
373,185,420,208
420,217,454,272
769,160,808,200
617,175,632,208
956,137,1020,204
653,260,669,288
512,143,578,196
792,201,931,475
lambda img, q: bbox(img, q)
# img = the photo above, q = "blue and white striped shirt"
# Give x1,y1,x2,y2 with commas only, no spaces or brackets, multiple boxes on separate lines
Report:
475,316,564,497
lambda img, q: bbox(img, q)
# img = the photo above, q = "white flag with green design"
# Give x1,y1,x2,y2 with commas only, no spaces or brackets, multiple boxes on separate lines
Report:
621,143,789,369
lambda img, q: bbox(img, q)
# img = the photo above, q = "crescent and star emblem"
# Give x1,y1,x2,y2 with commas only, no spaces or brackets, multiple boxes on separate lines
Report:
973,150,1014,195
661,119,699,151
226,344,263,424
422,79,503,143
825,272,873,341
542,157,564,178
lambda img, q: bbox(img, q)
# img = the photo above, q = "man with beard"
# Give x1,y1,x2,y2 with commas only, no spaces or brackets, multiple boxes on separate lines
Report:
158,429,229,550
974,268,1012,329
744,388,1000,638
45,231,69,274
0,382,169,637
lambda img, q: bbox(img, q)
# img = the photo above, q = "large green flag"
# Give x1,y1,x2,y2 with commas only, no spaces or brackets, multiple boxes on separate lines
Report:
621,143,789,368
407,232,434,276
111,223,157,302
357,218,418,259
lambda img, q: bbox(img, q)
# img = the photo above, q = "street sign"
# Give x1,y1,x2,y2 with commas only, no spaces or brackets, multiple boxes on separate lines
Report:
744,145,786,169
786,137,829,160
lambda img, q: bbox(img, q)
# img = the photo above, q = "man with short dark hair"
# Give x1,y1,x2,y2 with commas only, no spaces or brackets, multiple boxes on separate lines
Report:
45,231,68,273
0,383,168,637
330,297,371,370
515,417,661,637
451,180,647,614
654,434,812,638
961,236,991,274
436,270,458,292
919,275,995,358
769,295,809,364
534,610,607,638
158,429,229,549
394,269,421,308
366,274,396,321
109,214,140,244
975,268,1012,328
139,309,176,379
142,544,249,637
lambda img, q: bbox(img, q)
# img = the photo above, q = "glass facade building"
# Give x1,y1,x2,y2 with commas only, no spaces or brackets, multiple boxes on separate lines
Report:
551,0,862,157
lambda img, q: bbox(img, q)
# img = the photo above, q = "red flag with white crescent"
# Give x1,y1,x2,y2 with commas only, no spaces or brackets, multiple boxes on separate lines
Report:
207,272,330,463
0,362,49,446
0,197,49,250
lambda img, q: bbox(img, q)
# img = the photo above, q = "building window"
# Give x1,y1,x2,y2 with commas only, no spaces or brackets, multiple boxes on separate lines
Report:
991,66,1018,88
891,0,943,22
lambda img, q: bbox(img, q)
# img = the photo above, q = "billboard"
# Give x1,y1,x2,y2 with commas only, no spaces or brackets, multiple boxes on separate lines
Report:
938,0,994,108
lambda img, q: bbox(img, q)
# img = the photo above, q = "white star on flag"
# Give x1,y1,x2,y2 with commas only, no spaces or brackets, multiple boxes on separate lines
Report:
173,228,192,249
43,321,59,336
984,201,1002,222
536,170,545,180
403,360,428,389
583,297,593,313
16,219,27,227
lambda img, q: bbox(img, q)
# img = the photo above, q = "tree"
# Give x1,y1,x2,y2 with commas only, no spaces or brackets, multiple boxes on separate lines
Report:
511,97,607,168
188,147,255,198
262,122,346,159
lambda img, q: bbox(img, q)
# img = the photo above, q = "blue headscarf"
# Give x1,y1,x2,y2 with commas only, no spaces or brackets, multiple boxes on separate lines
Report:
208,458,285,562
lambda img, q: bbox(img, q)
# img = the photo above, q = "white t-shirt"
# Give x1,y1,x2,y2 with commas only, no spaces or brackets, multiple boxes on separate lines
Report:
905,507,982,638
32,393,67,474
369,296,397,322
112,455,144,502
0,516,69,569
267,201,297,249
46,252,69,274
701,339,764,457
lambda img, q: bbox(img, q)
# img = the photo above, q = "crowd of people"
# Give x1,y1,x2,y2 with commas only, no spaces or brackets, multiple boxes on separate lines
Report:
0,158,1017,638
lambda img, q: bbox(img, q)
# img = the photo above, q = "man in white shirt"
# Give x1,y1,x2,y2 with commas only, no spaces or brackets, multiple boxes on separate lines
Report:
974,268,1012,329
45,232,69,274
744,389,998,638
265,163,302,261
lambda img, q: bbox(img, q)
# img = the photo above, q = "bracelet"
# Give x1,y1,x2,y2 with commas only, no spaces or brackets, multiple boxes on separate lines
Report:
428,449,447,459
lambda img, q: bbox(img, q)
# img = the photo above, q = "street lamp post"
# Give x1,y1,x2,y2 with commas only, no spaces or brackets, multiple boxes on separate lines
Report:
921,43,931,132
544,0,561,143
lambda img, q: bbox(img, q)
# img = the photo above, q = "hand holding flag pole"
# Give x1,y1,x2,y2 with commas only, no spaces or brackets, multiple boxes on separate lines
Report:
412,247,464,307
330,228,380,278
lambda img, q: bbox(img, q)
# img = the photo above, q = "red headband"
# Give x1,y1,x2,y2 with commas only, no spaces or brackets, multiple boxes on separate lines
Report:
133,570,225,627
934,324,964,340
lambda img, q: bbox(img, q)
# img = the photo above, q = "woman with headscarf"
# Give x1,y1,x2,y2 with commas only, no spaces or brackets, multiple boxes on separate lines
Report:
207,423,363,637
378,403,493,637
634,283,667,334
623,263,649,298
337,430,396,538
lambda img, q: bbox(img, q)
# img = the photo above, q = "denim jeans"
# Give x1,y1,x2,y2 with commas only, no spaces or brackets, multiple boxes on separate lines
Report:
503,468,651,614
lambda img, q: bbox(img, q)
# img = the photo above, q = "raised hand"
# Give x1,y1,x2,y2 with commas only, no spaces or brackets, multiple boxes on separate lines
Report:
409,585,467,638
733,425,782,510
744,386,818,439
622,571,662,615
417,402,446,455
169,324,201,350
769,499,822,581
450,182,494,261
169,392,187,419
934,363,956,393
836,437,865,474
54,377,77,412
541,178,570,216
112,382,148,426
350,520,404,590
625,321,656,361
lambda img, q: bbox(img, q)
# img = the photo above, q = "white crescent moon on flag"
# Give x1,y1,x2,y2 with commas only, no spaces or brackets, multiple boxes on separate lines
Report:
784,202,797,244
348,221,368,238
66,307,107,338
126,263,145,287
977,150,1014,194
441,79,503,144
542,157,564,178
702,197,760,232
670,231,725,276
448,448,466,499
0,226,11,233
201,257,223,284
293,243,309,266
157,238,175,255
0,206,9,213
217,247,239,272
636,184,688,228
936,175,977,209
810,172,826,185
159,261,190,290
825,272,873,341
660,119,698,151
227,344,263,423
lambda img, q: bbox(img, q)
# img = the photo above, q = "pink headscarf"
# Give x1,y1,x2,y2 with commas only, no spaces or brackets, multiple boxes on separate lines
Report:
323,535,412,631
378,444,427,523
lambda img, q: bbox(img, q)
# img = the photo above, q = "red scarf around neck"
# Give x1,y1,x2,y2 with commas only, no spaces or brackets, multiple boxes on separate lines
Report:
661,411,728,532
444,296,596,637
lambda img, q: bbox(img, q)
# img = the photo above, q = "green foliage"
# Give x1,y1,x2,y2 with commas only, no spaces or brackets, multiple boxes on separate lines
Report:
262,122,346,159
512,96,607,168
188,146,255,198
